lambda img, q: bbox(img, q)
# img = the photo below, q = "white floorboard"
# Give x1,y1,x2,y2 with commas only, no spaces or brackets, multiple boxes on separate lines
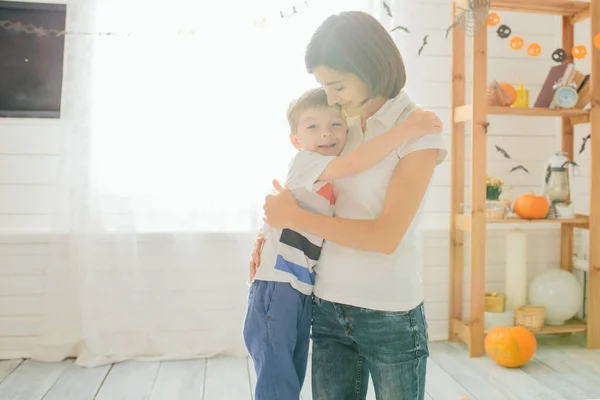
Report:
0,335,598,399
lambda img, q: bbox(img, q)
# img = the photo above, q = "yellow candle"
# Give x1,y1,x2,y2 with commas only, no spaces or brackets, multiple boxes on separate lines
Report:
513,83,529,108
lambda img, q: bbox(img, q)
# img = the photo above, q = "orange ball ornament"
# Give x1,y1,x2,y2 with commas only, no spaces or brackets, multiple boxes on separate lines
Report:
509,36,524,50
513,193,550,219
572,45,588,59
527,42,542,57
487,12,500,26
485,326,537,368
594,33,600,49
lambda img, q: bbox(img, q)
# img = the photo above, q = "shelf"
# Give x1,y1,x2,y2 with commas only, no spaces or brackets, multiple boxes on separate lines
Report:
454,105,591,123
484,318,588,335
454,214,590,232
452,317,587,346
455,0,590,18
449,0,599,358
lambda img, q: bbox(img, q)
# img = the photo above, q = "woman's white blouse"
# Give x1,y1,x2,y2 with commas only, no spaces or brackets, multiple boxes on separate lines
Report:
313,91,447,311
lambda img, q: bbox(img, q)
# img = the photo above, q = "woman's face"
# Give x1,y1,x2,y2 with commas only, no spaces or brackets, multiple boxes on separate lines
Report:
312,65,369,117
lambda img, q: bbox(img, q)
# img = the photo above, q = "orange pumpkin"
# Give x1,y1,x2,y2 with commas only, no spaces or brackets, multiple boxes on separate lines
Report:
487,81,517,106
572,45,588,60
513,193,550,219
527,42,542,57
594,33,600,49
509,36,524,50
485,326,537,368
487,12,500,26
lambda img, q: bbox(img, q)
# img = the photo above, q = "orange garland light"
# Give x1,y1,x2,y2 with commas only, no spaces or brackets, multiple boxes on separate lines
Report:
527,42,542,57
572,45,588,59
494,12,595,60
509,36,524,50
487,12,500,26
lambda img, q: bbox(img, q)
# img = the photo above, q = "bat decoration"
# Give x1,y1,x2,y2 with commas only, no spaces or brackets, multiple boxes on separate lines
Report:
418,35,428,56
496,24,511,39
509,165,529,173
495,144,511,159
552,48,567,63
579,133,591,154
280,1,308,18
445,20,460,39
383,1,392,18
484,120,490,134
390,25,410,33
280,7,297,18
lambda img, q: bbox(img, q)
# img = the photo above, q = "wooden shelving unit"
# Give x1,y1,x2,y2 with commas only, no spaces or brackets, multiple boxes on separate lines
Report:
449,0,599,357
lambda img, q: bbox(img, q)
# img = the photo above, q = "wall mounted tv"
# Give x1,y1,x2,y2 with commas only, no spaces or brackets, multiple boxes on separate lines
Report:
0,1,67,118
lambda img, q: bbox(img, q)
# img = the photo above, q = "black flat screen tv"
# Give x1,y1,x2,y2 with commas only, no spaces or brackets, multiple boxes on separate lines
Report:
0,1,67,118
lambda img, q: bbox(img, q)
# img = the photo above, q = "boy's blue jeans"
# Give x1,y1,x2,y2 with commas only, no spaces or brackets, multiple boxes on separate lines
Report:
310,297,430,400
243,280,312,400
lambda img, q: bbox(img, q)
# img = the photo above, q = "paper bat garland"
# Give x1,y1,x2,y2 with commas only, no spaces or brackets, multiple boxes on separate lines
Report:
445,21,460,39
383,1,392,18
509,165,529,173
418,35,428,56
391,25,410,33
579,133,591,154
495,145,511,159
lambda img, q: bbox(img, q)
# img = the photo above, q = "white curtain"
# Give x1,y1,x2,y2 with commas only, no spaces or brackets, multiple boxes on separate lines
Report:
32,0,380,367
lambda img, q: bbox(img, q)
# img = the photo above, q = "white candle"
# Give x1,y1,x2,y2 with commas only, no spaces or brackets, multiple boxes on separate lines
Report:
505,228,528,310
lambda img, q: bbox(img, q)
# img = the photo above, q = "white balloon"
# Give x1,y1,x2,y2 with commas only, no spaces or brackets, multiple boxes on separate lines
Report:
528,269,583,325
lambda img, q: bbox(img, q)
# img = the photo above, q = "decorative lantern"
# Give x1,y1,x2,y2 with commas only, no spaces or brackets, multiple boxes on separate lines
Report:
542,151,575,218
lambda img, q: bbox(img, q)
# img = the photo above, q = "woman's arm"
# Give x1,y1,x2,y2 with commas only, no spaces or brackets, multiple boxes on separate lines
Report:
263,149,439,255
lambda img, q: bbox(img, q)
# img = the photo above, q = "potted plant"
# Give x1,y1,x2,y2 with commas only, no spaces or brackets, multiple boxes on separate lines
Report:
486,175,510,219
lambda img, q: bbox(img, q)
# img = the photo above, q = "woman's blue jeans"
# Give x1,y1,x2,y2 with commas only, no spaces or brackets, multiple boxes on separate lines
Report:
311,297,429,400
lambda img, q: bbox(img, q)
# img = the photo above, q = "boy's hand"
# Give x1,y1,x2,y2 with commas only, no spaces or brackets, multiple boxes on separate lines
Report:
404,109,443,137
248,232,264,282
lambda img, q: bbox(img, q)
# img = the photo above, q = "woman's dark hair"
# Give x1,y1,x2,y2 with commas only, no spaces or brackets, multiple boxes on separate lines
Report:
305,10,406,100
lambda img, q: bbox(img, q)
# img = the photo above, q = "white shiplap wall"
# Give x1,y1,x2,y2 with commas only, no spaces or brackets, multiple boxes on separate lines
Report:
0,1,593,356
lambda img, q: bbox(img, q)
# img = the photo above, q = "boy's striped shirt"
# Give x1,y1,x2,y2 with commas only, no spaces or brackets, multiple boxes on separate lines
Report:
252,151,335,295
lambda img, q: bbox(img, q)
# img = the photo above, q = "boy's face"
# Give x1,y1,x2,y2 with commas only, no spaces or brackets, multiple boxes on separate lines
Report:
290,106,347,156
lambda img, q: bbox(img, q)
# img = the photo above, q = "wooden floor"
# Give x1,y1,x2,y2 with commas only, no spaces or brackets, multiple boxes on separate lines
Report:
0,335,599,400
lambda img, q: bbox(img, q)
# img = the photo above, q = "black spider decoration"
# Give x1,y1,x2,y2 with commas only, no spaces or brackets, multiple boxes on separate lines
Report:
496,24,511,39
552,48,567,63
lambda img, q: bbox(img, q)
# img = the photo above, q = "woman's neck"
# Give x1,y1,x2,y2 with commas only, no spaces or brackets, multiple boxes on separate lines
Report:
360,97,386,132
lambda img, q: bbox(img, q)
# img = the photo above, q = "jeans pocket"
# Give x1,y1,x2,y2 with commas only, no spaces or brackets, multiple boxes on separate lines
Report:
264,282,277,317
420,303,428,329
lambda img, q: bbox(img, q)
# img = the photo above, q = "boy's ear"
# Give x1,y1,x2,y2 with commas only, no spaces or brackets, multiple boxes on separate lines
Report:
289,134,301,150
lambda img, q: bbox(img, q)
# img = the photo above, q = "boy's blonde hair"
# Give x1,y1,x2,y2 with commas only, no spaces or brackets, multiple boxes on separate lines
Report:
286,87,341,134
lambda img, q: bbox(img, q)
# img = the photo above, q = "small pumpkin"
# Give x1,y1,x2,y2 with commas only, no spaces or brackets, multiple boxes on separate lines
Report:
487,12,500,27
513,193,550,219
594,33,600,49
487,81,517,106
527,42,542,57
572,45,588,60
509,36,524,50
485,326,537,368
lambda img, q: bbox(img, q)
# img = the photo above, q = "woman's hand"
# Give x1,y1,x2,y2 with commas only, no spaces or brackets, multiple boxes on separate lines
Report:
263,180,300,229
248,232,264,282
405,109,443,136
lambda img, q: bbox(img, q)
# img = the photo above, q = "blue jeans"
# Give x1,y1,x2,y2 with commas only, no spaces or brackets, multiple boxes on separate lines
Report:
243,280,312,400
311,297,429,400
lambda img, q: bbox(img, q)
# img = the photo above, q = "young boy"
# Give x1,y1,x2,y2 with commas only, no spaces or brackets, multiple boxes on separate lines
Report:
243,87,441,400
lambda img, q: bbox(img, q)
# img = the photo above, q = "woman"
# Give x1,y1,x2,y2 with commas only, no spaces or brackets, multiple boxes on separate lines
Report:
258,10,446,400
